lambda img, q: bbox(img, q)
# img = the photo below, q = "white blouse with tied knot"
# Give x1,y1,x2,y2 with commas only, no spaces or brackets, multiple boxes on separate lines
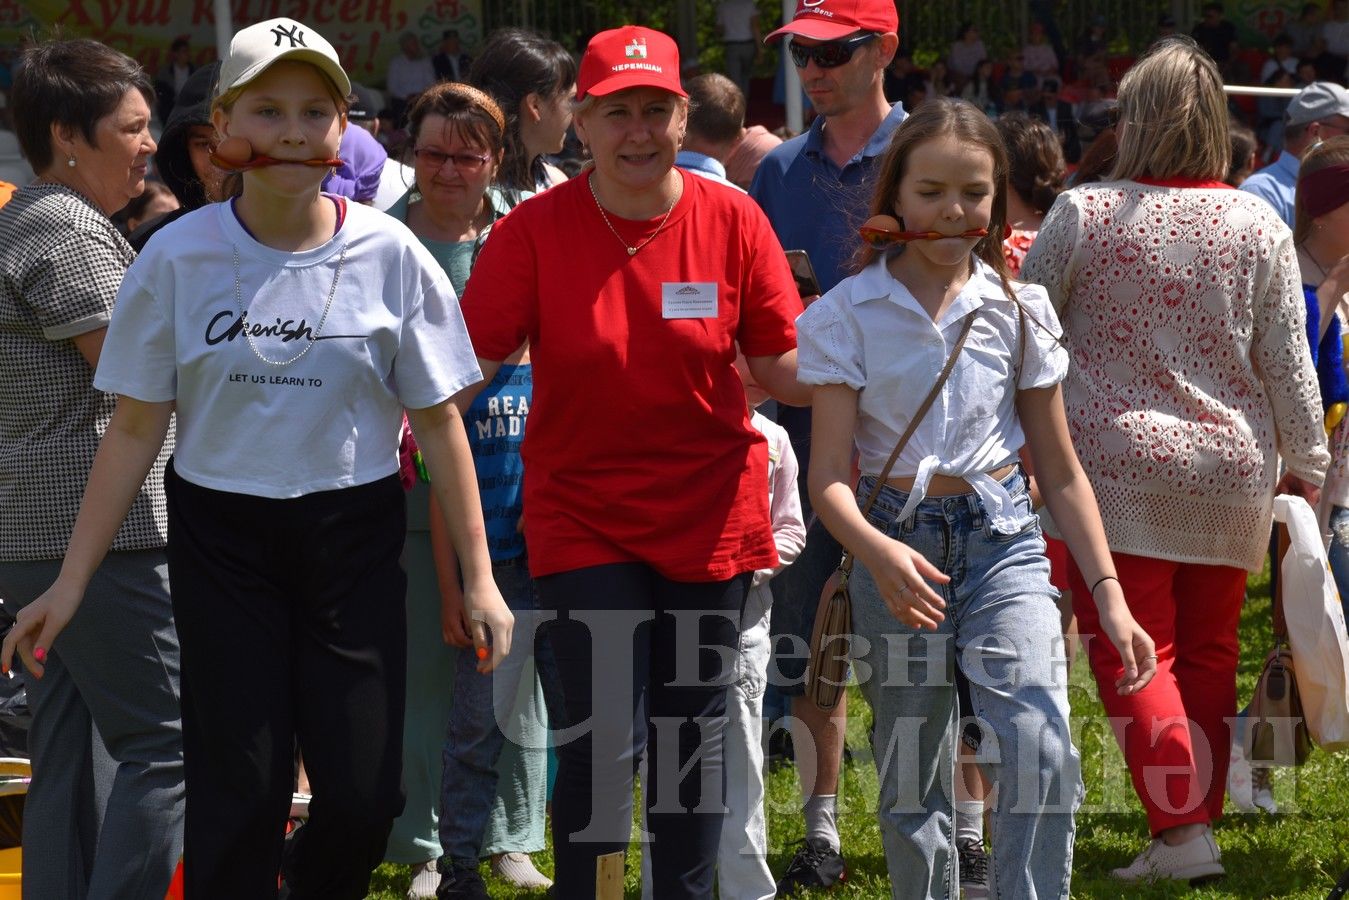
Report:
796,254,1068,533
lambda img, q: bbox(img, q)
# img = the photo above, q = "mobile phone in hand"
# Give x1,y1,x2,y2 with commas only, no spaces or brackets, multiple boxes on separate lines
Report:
785,249,822,300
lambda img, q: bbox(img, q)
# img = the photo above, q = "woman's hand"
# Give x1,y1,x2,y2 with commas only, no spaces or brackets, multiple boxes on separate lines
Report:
860,538,951,630
1,581,84,678
461,577,514,673
1276,471,1321,507
1093,580,1156,695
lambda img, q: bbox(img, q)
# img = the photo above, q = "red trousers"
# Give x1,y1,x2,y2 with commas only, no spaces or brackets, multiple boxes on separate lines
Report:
1069,552,1247,835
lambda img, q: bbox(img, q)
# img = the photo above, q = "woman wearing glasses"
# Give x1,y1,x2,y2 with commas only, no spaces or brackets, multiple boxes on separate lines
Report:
385,81,562,897
459,25,806,899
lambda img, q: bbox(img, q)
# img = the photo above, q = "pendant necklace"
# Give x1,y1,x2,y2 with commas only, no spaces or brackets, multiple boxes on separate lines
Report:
232,245,346,367
589,172,679,256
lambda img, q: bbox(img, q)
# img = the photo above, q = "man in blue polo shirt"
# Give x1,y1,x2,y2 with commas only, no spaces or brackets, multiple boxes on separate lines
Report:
1242,81,1349,226
749,0,904,893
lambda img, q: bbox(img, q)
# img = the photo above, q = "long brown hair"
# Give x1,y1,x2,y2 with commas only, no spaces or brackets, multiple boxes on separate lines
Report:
854,98,1015,296
855,98,1064,351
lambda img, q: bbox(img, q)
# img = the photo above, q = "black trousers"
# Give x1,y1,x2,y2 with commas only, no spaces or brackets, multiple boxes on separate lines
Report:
165,462,408,900
536,562,748,899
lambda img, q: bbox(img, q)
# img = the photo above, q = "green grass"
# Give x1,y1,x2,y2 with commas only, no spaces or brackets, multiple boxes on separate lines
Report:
367,562,1349,898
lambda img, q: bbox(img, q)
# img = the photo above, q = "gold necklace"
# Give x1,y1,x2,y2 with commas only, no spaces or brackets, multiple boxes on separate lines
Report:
588,172,679,256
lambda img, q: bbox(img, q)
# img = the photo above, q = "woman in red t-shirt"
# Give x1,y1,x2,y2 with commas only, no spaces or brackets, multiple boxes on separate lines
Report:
458,25,805,899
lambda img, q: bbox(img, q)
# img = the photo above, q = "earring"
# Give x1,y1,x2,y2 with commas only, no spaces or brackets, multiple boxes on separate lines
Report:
67,155,76,168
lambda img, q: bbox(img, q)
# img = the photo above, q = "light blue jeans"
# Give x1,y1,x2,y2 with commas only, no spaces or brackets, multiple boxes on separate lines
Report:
1326,505,1349,632
439,557,565,867
849,469,1081,900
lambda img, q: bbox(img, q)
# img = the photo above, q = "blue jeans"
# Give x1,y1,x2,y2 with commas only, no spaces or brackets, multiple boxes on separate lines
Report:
438,557,566,867
849,469,1081,900
1327,506,1349,632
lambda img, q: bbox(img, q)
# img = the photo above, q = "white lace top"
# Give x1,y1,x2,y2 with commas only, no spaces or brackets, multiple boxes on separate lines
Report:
1022,181,1330,571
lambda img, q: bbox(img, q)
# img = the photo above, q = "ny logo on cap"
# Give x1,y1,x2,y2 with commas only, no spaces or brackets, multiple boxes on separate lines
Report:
271,24,308,48
626,38,648,59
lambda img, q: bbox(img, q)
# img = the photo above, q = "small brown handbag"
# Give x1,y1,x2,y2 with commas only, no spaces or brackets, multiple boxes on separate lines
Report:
804,314,976,710
1245,523,1314,766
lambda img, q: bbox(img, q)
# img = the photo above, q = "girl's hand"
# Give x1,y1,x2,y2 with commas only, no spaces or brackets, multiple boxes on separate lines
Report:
440,584,472,649
862,538,951,630
1,582,83,679
462,579,514,673
1093,581,1156,695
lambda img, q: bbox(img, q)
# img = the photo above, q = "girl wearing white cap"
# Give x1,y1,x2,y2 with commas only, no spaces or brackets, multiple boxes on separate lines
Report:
1,18,511,900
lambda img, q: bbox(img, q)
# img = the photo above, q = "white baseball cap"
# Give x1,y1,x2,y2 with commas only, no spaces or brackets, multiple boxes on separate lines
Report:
217,18,351,99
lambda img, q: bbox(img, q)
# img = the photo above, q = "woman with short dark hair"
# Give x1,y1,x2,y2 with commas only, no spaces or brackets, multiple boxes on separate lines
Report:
0,37,184,900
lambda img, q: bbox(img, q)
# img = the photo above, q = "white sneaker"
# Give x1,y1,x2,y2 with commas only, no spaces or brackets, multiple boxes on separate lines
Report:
405,861,439,899
1111,829,1225,883
489,852,553,889
1227,733,1256,812
1251,766,1278,814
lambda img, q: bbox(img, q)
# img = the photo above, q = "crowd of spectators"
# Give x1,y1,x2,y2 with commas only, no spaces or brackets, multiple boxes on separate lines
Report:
877,2,1349,171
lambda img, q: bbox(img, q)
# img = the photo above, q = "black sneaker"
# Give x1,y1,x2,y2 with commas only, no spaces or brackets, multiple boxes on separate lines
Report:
958,837,991,899
437,864,490,900
766,727,795,765
775,837,847,895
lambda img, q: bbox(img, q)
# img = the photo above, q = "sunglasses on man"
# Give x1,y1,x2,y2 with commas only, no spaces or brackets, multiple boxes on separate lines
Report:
789,33,878,69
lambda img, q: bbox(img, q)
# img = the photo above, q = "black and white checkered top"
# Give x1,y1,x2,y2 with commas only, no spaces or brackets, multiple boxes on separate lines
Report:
0,182,171,561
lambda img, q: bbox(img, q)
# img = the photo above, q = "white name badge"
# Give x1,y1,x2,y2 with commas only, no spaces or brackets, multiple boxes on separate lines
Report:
662,282,719,319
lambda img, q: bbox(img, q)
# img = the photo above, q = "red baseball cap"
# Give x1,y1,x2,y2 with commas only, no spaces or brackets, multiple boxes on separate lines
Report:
577,26,688,101
765,0,900,43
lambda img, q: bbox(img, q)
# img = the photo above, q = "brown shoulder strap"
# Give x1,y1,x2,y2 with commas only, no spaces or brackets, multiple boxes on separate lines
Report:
839,312,976,576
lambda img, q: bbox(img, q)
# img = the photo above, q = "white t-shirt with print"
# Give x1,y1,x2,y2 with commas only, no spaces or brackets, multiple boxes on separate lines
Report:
95,198,481,499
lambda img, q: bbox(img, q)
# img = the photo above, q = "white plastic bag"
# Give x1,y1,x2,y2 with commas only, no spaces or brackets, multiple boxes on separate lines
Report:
1273,494,1349,750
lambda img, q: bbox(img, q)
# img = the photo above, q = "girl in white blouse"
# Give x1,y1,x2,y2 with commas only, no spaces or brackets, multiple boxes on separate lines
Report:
796,97,1155,899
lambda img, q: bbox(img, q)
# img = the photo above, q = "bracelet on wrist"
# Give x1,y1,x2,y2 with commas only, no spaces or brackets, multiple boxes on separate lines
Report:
1090,574,1119,597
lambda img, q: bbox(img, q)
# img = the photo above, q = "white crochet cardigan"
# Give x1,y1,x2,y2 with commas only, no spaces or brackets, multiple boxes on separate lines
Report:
1022,181,1329,572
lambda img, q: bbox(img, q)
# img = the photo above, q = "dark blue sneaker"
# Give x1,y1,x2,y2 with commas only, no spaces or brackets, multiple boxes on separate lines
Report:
776,837,847,895
437,863,490,900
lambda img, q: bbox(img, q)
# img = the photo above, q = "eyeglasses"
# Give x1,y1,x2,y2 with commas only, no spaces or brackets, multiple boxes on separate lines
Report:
412,148,492,172
788,33,878,69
